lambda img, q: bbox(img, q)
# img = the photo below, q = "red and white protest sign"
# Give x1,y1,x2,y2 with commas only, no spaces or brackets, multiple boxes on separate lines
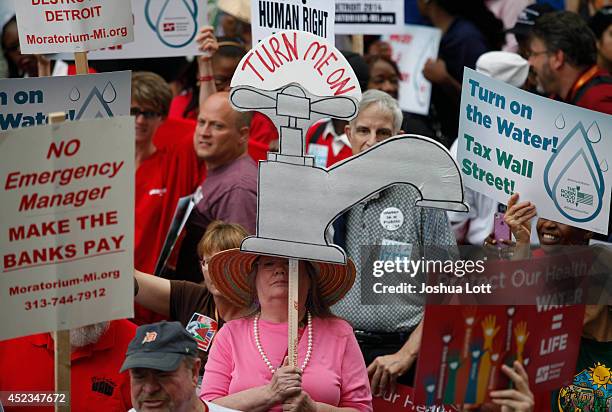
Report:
414,303,585,407
0,116,134,341
14,0,134,54
231,30,361,98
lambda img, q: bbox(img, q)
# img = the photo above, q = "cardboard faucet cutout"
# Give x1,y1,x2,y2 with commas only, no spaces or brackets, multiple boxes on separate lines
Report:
229,29,467,369
230,30,467,265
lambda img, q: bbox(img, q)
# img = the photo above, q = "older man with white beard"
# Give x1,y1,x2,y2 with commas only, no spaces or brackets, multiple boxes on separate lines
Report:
0,319,136,411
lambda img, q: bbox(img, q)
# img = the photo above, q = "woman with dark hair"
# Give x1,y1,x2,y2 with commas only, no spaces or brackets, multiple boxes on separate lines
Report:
499,194,611,411
200,250,372,411
418,0,504,147
1,15,95,78
2,16,38,78
364,55,437,140
170,37,248,119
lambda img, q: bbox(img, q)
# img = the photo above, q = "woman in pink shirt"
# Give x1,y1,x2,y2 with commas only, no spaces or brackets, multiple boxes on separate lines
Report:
200,249,372,411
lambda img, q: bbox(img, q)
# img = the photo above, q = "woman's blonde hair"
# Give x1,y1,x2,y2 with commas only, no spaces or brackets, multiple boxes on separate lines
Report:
197,221,248,259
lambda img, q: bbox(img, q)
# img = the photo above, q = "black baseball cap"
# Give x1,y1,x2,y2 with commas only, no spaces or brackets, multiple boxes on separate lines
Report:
120,321,198,373
507,4,555,37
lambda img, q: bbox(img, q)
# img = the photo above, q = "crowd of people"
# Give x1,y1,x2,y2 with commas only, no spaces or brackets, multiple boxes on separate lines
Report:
0,1,611,411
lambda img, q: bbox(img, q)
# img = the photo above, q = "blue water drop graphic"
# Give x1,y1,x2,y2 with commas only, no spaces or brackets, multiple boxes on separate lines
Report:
555,113,565,129
601,159,609,173
544,123,605,223
145,0,198,48
586,121,601,144
69,87,80,101
102,82,117,103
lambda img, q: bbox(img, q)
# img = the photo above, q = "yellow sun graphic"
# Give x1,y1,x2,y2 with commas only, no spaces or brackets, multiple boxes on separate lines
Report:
588,362,611,388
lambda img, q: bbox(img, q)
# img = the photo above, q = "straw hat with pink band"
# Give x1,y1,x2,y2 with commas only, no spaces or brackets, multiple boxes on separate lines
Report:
207,248,357,308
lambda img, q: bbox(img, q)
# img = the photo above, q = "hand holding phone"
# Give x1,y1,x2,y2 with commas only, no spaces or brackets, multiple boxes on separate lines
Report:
493,212,511,247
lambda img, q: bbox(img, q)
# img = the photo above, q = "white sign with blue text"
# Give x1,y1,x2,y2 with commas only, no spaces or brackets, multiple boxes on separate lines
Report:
0,71,131,132
458,68,611,234
84,0,206,59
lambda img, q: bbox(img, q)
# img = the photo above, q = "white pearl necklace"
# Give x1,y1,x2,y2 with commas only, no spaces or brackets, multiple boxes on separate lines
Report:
253,311,313,375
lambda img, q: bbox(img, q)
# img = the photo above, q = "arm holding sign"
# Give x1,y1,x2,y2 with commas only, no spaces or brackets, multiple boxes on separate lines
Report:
489,361,534,411
368,318,423,396
134,270,171,317
197,26,219,106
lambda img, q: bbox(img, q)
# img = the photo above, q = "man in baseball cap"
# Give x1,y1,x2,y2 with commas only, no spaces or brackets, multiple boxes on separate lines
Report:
507,3,555,56
121,321,237,412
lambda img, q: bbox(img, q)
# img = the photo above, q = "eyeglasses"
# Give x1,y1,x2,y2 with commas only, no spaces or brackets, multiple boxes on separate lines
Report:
525,49,549,59
130,107,161,119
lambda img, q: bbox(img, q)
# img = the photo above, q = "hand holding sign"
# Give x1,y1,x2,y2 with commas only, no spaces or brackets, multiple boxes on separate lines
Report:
504,193,536,245
266,356,302,404
489,362,535,412
196,26,217,63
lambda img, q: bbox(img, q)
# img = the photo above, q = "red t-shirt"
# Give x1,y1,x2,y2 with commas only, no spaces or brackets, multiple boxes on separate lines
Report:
169,93,195,120
565,66,612,114
134,135,202,325
169,92,279,146
135,137,202,274
305,120,353,168
0,320,136,412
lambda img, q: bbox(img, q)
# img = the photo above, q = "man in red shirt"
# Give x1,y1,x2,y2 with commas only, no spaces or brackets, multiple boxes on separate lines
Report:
528,11,612,114
0,320,136,412
304,119,354,168
528,11,612,243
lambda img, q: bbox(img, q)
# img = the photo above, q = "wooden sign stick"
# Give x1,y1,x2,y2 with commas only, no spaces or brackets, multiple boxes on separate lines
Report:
288,258,299,368
49,111,71,412
74,51,89,75
352,35,364,56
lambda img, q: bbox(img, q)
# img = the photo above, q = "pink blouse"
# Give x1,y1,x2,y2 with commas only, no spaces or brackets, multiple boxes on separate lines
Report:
200,316,372,411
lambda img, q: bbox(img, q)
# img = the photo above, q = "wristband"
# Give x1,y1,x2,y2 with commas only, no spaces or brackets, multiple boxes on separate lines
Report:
198,75,214,82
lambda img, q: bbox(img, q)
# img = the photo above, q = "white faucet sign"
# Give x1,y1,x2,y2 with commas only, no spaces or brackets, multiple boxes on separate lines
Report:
230,30,467,264
230,30,467,369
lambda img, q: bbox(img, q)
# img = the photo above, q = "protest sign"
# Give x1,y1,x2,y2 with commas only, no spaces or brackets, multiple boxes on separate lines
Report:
0,71,131,132
414,304,584,406
458,68,611,234
412,250,592,407
84,0,207,60
14,0,134,54
372,385,457,411
251,0,334,45
335,0,404,35
230,32,466,266
231,30,361,99
383,25,441,115
0,116,134,341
